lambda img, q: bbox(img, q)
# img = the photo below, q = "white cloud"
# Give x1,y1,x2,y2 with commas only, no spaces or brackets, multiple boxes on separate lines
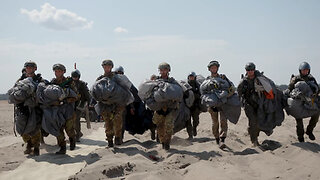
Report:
114,27,128,34
20,3,93,31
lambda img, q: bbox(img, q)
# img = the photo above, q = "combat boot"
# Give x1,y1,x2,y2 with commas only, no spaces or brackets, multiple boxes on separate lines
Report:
163,143,170,150
219,137,226,149
151,129,156,140
306,131,315,141
70,138,76,150
33,147,40,156
193,127,197,137
115,137,123,145
215,137,220,145
56,146,66,154
24,143,32,155
107,140,114,147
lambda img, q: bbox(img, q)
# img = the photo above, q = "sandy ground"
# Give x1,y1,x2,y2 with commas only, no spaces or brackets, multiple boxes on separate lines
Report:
0,100,320,180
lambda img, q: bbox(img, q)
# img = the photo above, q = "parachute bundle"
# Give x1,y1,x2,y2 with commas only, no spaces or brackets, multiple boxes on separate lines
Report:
254,75,284,133
285,81,320,119
91,76,134,107
7,78,41,136
8,77,37,106
37,82,77,137
138,79,183,111
173,101,190,133
179,80,195,108
200,77,231,107
37,82,76,105
200,76,241,124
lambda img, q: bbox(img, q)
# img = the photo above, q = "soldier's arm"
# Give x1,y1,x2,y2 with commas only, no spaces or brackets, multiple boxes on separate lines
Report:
288,76,297,91
81,82,91,103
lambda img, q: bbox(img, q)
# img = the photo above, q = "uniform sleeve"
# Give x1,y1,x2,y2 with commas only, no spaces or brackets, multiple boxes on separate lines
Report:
81,82,91,102
288,76,297,91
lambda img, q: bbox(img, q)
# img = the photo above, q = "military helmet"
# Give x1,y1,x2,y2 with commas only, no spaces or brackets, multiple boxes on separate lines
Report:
115,66,124,73
52,63,66,72
101,59,114,67
245,62,256,71
207,60,220,69
158,62,171,71
71,69,81,78
24,61,37,70
299,62,310,71
188,71,196,77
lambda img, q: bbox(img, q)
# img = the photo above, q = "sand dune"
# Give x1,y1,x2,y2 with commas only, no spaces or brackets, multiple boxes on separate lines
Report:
0,100,319,180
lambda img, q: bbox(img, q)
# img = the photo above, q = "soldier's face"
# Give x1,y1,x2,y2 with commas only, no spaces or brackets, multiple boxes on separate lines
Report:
25,66,36,75
159,68,169,78
209,66,218,74
54,70,64,78
247,69,255,78
72,77,79,81
188,76,195,81
301,69,309,76
103,65,112,73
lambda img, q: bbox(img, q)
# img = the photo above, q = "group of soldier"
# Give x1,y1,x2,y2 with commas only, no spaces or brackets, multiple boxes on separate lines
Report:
12,59,319,156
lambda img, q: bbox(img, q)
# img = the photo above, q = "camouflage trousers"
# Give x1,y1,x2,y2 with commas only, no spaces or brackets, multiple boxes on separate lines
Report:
152,109,177,144
296,113,319,138
22,129,41,148
57,112,76,147
208,108,228,139
244,104,260,143
101,106,125,141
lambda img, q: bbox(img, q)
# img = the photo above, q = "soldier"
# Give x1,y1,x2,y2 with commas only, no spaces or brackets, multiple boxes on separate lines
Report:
96,60,128,147
206,60,235,148
16,61,43,156
153,62,180,150
51,64,78,154
237,62,263,146
187,72,201,136
71,69,90,142
287,62,319,142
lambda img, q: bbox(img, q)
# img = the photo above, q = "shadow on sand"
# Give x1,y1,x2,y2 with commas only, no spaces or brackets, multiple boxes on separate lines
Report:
292,142,320,153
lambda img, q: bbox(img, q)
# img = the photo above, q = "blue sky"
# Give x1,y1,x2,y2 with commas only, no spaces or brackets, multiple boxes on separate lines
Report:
1,0,320,93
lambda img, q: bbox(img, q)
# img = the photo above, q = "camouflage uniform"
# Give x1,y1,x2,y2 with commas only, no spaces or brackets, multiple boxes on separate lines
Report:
16,72,44,155
237,70,262,145
73,79,90,141
288,74,319,142
152,76,179,149
96,73,126,146
51,77,77,148
209,74,234,144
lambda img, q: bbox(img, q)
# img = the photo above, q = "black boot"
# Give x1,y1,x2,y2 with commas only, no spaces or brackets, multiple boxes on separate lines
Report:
115,137,123,145
163,143,170,150
70,138,76,150
193,127,197,137
219,137,226,149
151,129,156,140
306,131,315,141
56,146,66,154
298,136,305,142
33,147,40,156
24,143,32,155
107,140,114,147
215,137,220,145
